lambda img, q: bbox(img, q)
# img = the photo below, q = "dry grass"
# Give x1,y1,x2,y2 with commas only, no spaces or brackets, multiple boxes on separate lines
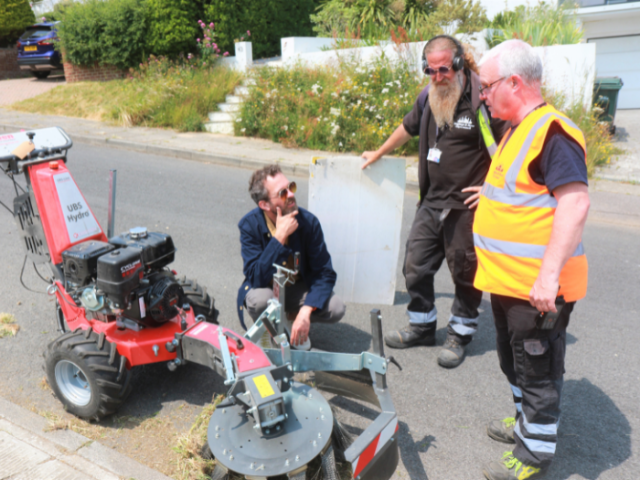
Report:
0,313,19,338
172,395,224,480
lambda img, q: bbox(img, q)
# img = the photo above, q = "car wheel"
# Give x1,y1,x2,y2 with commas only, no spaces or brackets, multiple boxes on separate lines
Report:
32,71,50,79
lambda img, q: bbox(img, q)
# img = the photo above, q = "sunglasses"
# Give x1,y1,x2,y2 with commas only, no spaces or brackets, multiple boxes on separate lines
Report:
274,181,297,201
424,65,453,76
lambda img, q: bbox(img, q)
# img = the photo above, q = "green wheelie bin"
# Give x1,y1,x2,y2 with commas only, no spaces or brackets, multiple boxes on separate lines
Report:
593,77,624,134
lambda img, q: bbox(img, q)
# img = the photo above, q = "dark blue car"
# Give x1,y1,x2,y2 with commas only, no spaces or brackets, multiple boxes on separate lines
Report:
17,22,63,79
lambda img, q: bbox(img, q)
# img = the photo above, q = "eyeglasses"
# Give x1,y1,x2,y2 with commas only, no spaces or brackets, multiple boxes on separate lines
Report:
274,181,297,201
479,77,506,95
424,65,454,76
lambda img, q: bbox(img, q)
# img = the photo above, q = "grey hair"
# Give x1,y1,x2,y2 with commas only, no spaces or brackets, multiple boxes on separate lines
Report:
249,164,282,204
479,40,542,85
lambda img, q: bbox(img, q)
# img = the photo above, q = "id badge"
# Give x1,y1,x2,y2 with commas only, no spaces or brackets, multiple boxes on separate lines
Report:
427,147,442,163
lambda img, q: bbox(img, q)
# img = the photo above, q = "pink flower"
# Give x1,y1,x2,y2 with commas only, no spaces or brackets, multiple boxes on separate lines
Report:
247,30,251,36
210,22,214,27
41,17,46,21
197,38,200,42
213,43,217,49
223,52,229,56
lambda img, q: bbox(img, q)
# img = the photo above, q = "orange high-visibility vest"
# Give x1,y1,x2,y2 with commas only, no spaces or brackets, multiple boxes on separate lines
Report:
473,105,588,302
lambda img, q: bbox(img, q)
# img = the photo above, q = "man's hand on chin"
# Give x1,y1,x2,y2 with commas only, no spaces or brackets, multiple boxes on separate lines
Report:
290,305,313,346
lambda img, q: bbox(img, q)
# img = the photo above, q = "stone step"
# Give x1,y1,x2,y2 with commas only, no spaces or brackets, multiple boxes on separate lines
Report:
204,122,234,135
208,111,234,122
234,85,250,96
218,103,240,113
225,95,243,104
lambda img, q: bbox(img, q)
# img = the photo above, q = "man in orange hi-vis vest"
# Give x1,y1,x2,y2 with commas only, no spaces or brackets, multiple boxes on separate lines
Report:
474,40,590,480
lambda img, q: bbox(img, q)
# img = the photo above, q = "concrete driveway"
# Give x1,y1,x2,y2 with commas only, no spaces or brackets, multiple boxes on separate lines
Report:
597,109,640,182
0,73,66,107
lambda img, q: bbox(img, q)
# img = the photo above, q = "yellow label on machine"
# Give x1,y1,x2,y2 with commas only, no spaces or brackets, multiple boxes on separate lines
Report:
253,375,275,398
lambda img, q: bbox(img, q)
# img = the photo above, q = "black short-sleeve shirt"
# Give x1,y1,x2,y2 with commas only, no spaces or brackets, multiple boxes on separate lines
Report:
403,73,509,209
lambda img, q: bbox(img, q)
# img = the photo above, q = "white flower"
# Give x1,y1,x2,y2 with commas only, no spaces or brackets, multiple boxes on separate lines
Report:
300,126,305,130
339,142,343,147
331,92,338,98
376,114,382,119
311,83,321,94
283,125,288,131
363,82,369,86
331,123,339,136
395,80,401,87
382,88,389,94
235,118,242,122
241,128,246,132
324,117,329,122
352,133,355,137
330,108,341,116
384,99,389,107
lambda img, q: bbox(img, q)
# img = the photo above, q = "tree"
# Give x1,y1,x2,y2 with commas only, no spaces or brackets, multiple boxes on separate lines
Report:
0,0,36,48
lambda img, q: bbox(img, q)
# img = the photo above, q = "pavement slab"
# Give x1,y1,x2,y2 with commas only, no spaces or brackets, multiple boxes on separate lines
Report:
0,398,172,480
0,75,66,107
596,109,640,183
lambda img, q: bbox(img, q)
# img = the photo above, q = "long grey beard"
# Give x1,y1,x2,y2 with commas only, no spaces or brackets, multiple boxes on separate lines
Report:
429,74,463,129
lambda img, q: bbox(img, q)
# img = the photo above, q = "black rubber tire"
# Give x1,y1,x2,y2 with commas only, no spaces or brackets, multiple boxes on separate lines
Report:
177,276,219,324
44,327,132,420
32,71,50,79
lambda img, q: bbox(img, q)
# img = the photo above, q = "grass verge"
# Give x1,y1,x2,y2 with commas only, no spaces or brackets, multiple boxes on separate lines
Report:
0,313,19,338
11,59,242,132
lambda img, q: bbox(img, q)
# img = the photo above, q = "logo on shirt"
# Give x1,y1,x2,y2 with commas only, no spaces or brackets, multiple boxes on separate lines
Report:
454,116,474,130
492,164,505,182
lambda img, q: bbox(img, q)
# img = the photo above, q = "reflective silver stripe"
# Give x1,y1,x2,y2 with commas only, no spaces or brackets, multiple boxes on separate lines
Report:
515,402,522,413
515,422,556,454
504,112,558,190
448,314,478,336
482,184,558,209
523,413,558,436
407,307,437,325
510,384,523,399
474,233,584,259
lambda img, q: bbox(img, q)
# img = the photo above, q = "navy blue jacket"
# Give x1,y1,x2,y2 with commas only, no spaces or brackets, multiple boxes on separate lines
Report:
236,207,337,329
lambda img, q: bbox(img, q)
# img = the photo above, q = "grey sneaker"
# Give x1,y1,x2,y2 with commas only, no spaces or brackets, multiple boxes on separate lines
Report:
384,324,436,349
487,417,516,444
437,336,465,368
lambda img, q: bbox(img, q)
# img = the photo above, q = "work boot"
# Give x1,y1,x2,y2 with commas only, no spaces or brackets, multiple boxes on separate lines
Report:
483,452,544,480
487,417,516,444
437,336,465,368
384,324,435,349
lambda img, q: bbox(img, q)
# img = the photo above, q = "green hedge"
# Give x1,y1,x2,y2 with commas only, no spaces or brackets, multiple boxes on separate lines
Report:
0,0,35,48
146,0,202,58
205,0,318,59
58,0,148,69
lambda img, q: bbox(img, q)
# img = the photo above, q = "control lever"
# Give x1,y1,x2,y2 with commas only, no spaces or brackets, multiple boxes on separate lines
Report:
387,356,403,371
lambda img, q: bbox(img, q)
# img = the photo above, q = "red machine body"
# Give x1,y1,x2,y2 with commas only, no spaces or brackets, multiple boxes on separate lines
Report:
28,161,107,265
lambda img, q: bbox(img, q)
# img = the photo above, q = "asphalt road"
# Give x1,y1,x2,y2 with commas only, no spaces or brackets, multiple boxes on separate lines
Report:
1,142,639,479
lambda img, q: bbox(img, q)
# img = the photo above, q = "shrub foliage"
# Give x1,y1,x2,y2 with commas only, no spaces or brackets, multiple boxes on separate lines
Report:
0,0,35,48
205,0,317,59
58,0,148,69
236,56,425,154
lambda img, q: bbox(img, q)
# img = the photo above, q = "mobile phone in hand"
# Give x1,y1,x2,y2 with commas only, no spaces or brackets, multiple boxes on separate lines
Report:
536,296,566,330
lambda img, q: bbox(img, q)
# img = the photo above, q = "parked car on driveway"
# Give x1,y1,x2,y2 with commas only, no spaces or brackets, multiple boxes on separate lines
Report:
17,22,63,79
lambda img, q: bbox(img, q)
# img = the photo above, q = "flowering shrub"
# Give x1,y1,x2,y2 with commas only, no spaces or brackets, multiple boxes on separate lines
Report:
193,20,229,68
236,57,426,154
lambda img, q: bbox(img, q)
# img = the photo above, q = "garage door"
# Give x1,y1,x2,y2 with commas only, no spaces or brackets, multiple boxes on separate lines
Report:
589,35,640,109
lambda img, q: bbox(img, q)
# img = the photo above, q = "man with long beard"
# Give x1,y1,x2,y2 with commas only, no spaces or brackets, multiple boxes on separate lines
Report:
362,35,509,368
237,165,346,350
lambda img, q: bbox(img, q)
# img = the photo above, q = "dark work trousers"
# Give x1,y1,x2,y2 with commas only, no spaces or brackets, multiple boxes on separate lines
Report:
491,293,575,470
403,204,483,344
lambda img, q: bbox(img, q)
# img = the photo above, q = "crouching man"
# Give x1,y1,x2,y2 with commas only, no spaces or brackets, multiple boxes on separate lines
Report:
236,165,346,350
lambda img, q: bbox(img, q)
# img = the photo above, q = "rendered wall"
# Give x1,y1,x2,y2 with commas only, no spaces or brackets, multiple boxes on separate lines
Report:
308,156,405,305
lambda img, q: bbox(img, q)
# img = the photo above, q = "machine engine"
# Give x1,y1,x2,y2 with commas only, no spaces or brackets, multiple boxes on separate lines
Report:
61,227,183,328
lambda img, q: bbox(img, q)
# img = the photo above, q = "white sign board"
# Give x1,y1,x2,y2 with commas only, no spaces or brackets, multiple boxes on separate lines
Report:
309,157,405,305
54,172,102,243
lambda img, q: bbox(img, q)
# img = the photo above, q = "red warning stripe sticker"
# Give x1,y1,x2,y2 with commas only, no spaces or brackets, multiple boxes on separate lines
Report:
352,417,398,478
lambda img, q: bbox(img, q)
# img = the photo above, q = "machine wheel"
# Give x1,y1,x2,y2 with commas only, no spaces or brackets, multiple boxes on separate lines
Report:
32,71,50,79
177,276,219,324
44,328,132,420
